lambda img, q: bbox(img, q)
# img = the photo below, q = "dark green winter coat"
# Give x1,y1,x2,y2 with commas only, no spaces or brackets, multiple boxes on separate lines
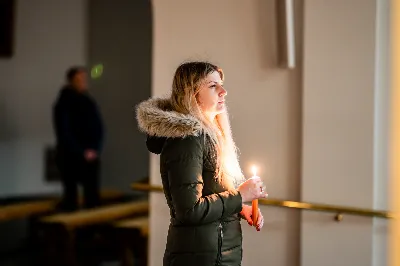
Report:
136,97,244,266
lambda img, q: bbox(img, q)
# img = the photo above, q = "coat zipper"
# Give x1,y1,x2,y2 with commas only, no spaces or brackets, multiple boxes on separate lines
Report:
217,222,223,265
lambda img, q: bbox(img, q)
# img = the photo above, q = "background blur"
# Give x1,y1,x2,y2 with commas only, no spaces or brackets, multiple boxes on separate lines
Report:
0,0,399,266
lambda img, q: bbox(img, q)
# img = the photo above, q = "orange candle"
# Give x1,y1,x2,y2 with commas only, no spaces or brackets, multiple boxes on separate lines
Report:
251,166,258,226
252,199,258,226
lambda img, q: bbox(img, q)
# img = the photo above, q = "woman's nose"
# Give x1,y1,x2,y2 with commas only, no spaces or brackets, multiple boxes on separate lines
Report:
218,86,227,97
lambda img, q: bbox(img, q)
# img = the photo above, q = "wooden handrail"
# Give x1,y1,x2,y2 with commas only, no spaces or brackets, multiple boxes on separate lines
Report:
131,183,394,220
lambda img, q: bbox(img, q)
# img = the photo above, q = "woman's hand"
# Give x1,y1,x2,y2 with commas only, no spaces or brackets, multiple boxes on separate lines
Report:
240,204,265,231
237,176,268,202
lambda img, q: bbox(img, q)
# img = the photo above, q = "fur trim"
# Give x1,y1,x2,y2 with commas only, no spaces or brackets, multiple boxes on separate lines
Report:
136,97,204,138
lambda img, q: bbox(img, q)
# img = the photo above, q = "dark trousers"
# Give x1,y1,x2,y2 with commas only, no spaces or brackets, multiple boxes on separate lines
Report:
56,155,101,211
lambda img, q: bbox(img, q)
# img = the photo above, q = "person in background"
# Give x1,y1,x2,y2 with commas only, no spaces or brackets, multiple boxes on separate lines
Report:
52,66,105,211
136,61,268,266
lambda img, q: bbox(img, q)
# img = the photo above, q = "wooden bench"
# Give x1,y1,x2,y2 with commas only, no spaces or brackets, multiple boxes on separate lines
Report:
0,189,127,223
79,188,126,204
114,216,149,236
37,200,149,266
40,200,148,227
0,200,58,222
114,217,149,266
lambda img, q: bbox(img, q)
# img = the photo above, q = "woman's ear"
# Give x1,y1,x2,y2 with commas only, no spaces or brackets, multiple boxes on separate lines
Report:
195,94,202,105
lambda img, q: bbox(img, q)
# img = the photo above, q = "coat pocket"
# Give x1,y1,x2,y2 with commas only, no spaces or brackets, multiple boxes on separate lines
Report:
166,224,219,254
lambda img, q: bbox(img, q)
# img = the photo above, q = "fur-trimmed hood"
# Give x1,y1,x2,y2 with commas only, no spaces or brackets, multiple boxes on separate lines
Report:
136,97,204,138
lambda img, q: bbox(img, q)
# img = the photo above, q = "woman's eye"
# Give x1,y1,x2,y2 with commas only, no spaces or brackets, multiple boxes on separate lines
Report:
210,85,216,88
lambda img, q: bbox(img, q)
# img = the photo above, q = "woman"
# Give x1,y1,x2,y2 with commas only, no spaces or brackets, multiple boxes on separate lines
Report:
136,61,268,266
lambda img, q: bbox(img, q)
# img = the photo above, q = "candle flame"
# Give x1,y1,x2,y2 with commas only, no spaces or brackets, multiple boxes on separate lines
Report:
251,165,257,177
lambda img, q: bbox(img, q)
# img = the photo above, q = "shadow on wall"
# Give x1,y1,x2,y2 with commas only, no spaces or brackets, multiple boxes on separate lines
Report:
88,0,152,193
0,91,17,194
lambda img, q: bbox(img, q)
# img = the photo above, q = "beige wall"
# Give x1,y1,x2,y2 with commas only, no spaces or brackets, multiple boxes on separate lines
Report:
301,0,380,265
150,1,302,265
149,0,389,265
389,0,400,265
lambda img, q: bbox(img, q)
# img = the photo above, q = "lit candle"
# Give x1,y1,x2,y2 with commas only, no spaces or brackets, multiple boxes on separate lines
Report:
251,166,258,226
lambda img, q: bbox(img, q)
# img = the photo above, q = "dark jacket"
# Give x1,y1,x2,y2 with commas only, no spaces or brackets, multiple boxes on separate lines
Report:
52,86,104,159
136,97,243,266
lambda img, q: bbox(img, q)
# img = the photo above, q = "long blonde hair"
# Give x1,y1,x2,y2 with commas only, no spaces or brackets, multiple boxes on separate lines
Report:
170,61,244,189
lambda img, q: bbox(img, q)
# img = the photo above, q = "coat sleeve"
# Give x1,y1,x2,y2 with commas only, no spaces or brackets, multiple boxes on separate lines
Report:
164,136,243,225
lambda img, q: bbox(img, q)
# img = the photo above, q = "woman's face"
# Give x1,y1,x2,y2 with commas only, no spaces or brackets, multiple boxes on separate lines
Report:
196,71,227,119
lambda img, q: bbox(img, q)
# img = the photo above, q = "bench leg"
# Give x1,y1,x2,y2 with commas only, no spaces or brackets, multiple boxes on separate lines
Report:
120,230,135,266
63,228,78,266
121,245,135,266
37,223,65,266
141,235,148,266
118,229,149,266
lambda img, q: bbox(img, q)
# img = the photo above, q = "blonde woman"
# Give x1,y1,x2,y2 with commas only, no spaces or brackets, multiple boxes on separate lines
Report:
136,61,268,266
